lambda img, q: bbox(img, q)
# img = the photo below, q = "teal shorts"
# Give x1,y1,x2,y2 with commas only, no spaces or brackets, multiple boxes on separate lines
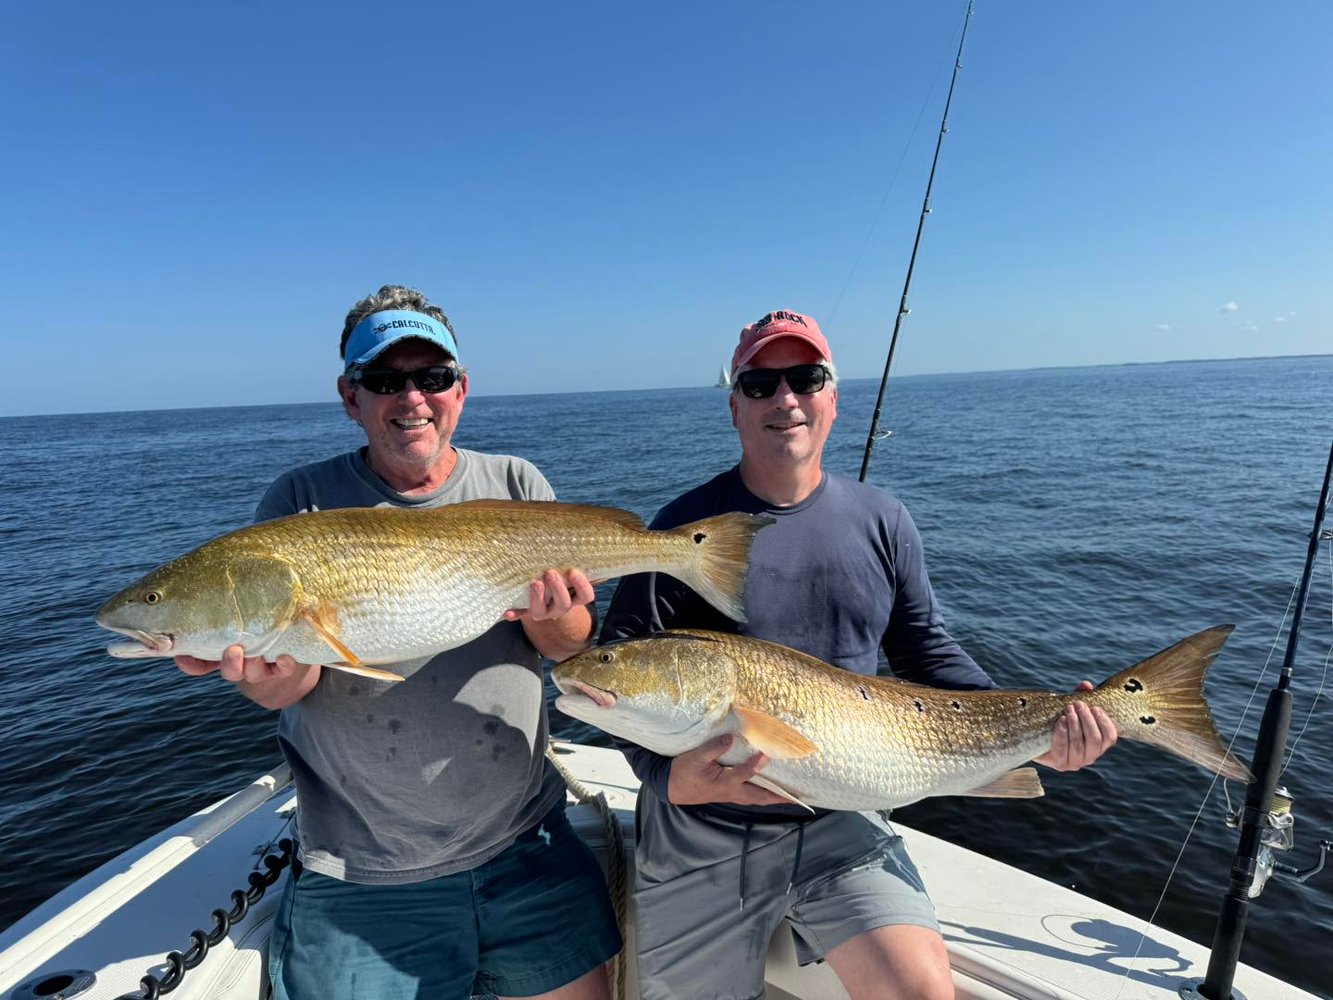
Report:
269,801,622,999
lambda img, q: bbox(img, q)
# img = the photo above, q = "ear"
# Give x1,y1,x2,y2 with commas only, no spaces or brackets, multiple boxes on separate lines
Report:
728,390,738,429
337,374,361,424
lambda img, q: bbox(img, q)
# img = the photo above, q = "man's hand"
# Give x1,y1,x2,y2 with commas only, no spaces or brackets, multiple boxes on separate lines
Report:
666,734,790,807
1033,682,1118,771
175,646,320,710
503,568,597,622
508,569,597,661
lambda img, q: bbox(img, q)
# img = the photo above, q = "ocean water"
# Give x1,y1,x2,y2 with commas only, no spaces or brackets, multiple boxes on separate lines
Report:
2,355,1331,996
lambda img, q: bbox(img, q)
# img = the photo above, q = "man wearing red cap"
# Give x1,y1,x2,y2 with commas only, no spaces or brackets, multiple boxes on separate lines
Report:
601,310,1116,1000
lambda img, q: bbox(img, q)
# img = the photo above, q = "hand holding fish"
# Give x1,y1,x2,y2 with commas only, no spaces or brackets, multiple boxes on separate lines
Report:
666,734,791,807
1031,684,1119,771
502,568,597,622
503,568,598,661
175,647,321,710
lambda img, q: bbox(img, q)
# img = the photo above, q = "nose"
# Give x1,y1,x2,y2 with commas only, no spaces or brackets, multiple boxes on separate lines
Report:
771,376,801,404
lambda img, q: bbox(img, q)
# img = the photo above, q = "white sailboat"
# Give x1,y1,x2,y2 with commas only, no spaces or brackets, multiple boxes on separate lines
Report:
0,742,1315,1000
715,363,730,388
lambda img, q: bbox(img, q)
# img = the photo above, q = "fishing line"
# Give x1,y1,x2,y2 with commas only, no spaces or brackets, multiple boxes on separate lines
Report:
1282,539,1333,773
1111,555,1308,997
824,58,946,328
1213,562,1304,819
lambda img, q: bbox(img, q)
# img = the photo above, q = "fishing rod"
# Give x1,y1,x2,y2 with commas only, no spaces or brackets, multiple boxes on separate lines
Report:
1195,438,1333,1000
858,0,973,484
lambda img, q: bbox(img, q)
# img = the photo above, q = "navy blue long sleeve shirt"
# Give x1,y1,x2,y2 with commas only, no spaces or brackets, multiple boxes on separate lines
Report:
599,467,996,807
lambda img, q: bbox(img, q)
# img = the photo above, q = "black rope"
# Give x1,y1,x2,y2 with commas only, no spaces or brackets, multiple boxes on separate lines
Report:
114,838,295,1000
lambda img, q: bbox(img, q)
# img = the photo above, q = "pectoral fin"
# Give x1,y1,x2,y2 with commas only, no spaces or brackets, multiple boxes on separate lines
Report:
731,704,819,759
325,661,406,683
959,767,1045,799
747,773,815,813
299,605,403,684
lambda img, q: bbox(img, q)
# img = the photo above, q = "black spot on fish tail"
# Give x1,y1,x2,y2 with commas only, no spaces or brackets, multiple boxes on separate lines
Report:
1124,677,1144,693
950,700,963,711
858,686,871,701
693,532,706,543
1140,715,1157,725
1018,697,1028,707
483,721,500,735
913,699,925,712
388,719,402,735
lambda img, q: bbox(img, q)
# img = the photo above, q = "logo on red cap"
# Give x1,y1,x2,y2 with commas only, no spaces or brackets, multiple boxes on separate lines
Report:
751,310,808,330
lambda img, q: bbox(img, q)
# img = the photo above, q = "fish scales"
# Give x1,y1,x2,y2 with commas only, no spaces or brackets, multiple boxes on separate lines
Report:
96,501,772,678
724,641,1067,810
552,626,1252,812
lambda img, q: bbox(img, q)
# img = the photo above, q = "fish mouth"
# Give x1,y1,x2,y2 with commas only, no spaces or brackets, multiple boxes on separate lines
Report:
555,678,617,709
104,628,175,659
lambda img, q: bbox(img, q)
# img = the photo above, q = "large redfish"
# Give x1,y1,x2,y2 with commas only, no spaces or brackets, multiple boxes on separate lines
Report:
96,501,771,682
552,627,1252,810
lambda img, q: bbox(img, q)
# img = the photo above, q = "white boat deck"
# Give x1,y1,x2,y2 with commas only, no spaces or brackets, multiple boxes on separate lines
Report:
0,743,1314,1000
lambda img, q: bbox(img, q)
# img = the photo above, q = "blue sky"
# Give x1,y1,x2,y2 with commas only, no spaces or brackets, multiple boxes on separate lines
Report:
3,2,1328,416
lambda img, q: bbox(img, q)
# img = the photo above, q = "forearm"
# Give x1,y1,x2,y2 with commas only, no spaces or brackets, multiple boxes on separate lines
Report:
522,605,595,661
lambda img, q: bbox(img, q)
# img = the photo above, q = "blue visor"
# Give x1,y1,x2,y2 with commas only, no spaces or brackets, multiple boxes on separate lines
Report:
343,310,460,370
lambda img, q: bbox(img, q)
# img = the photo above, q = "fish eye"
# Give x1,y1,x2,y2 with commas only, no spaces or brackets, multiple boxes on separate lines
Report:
143,591,162,605
599,652,613,663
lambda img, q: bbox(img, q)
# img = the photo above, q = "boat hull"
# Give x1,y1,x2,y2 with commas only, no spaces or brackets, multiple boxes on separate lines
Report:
0,744,1315,1000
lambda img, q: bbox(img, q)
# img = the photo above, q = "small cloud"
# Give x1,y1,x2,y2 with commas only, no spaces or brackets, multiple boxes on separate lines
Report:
1155,323,1172,332
1221,301,1239,313
1288,310,1297,317
1241,322,1259,333
1273,316,1286,323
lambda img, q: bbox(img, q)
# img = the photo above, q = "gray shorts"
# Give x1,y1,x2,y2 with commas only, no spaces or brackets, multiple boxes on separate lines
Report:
633,789,938,1000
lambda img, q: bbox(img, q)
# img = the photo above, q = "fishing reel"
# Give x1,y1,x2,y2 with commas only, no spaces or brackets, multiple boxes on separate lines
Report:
1224,786,1331,898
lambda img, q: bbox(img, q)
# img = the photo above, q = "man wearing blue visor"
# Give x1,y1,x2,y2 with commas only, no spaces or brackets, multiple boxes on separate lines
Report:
175,285,621,999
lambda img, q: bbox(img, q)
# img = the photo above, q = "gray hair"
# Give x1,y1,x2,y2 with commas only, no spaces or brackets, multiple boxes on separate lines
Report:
339,284,458,360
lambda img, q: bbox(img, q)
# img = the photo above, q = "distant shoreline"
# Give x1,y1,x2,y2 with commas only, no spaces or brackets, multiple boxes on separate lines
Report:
6,352,1330,420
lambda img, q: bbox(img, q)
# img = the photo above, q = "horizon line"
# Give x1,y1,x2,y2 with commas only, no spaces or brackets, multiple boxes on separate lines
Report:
5,350,1330,420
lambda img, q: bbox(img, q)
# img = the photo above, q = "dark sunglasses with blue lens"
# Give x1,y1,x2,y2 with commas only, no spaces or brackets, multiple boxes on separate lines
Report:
734,363,831,399
352,365,461,395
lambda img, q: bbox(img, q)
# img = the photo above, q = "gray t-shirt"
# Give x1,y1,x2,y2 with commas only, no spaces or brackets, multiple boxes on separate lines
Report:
256,447,566,883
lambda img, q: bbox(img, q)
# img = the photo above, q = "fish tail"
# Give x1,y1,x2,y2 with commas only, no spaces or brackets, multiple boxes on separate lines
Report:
670,513,774,622
1096,625,1252,782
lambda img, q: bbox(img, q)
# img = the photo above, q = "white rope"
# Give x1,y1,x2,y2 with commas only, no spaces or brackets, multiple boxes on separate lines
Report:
546,744,630,1000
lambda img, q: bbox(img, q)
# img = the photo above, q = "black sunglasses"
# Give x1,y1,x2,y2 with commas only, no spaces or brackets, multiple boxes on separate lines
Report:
734,364,831,399
353,365,461,395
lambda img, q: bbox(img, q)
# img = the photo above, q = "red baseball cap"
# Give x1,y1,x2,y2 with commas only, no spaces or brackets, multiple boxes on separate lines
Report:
730,310,833,377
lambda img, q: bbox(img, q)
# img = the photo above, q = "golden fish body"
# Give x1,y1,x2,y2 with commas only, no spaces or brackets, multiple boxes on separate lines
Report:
96,501,770,680
553,627,1252,811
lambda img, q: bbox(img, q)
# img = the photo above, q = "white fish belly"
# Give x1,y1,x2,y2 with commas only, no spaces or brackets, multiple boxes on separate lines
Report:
271,574,523,666
727,733,1051,812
